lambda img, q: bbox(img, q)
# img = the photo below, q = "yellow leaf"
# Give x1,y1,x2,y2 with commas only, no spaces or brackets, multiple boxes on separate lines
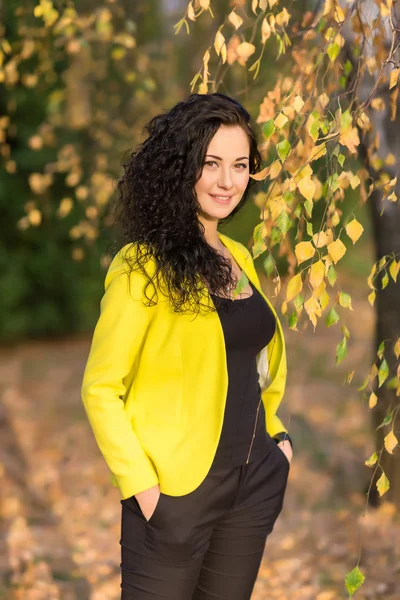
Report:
387,191,397,202
327,239,346,264
274,113,289,129
368,290,376,306
304,296,320,330
228,9,243,29
269,160,281,179
275,8,290,26
295,241,315,265
313,279,326,299
389,260,399,282
236,42,256,61
291,95,304,113
389,68,399,90
298,176,316,202
199,0,210,8
198,82,208,94
214,31,225,56
249,165,270,181
345,218,364,244
309,260,325,289
261,18,271,43
339,127,360,153
349,174,360,189
312,230,328,248
333,2,345,22
187,1,196,21
309,143,326,162
384,430,398,454
319,290,330,311
286,273,303,302
220,43,227,63
369,392,378,408
376,471,390,496
394,337,400,359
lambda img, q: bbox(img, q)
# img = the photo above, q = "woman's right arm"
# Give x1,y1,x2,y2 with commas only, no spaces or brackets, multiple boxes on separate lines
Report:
81,248,160,508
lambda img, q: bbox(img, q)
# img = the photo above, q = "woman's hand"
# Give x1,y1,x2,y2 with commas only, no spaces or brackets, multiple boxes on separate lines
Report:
277,439,293,465
135,484,161,521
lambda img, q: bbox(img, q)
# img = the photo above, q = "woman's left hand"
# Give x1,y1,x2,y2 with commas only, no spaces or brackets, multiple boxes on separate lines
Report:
277,439,293,465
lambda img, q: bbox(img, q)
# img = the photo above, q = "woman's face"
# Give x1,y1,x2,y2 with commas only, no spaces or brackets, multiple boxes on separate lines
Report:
195,124,250,228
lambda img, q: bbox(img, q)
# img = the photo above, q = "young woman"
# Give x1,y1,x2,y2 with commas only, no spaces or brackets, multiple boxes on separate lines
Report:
81,93,293,599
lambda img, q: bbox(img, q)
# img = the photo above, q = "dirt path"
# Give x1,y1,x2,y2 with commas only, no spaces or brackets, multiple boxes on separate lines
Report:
1,266,399,599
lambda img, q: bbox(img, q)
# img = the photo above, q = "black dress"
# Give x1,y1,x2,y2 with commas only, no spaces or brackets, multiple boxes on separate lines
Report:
209,279,277,468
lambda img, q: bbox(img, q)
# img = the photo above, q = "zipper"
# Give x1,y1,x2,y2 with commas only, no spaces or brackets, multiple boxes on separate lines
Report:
245,396,263,464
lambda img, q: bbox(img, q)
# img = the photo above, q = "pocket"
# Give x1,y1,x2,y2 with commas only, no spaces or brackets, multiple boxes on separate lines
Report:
132,492,164,524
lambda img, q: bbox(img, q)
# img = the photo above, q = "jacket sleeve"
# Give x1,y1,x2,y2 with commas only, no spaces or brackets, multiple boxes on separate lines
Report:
238,242,289,438
81,247,159,500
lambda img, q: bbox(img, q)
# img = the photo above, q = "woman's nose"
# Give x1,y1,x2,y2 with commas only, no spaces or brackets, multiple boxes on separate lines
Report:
218,168,233,189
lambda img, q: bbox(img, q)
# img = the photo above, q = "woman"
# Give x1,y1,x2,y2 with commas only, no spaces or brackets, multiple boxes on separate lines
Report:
81,93,293,599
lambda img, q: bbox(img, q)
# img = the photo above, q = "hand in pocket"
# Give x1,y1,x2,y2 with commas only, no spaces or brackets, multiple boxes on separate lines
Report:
135,484,161,522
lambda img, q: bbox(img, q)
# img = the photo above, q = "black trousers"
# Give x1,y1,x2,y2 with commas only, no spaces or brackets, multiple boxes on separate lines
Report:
120,434,290,599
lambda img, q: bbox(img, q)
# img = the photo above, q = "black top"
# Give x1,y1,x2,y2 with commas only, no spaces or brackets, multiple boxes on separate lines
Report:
209,279,277,469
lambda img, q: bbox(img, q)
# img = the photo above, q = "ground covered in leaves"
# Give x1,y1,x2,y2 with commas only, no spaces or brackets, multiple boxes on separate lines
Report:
1,262,399,599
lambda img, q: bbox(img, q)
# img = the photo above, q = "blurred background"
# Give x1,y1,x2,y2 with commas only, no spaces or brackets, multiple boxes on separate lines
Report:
1,1,399,599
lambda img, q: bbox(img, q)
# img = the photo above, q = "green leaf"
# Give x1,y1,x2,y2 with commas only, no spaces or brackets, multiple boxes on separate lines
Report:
304,199,313,218
276,210,290,236
381,271,389,289
276,139,291,163
377,341,385,359
339,291,353,310
293,294,303,311
344,59,353,75
327,265,337,286
252,222,267,259
378,358,389,387
262,254,275,276
289,311,298,328
327,42,340,63
336,335,347,364
338,153,345,167
357,373,369,391
306,220,313,236
365,451,378,467
345,566,365,598
262,119,275,140
326,307,339,327
377,412,393,430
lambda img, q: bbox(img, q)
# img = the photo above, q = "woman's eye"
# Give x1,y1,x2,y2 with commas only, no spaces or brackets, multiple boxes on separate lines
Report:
204,161,248,168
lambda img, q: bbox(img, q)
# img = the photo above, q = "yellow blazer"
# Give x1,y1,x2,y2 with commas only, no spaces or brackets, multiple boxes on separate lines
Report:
81,232,288,500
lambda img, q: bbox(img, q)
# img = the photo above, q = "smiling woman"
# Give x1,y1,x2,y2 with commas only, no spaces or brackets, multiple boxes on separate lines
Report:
81,92,293,600
195,128,250,220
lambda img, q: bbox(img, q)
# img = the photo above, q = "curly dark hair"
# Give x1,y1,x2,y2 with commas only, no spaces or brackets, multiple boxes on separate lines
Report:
111,92,262,315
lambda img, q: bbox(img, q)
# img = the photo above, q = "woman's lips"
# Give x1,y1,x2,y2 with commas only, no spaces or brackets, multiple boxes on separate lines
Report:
209,194,233,204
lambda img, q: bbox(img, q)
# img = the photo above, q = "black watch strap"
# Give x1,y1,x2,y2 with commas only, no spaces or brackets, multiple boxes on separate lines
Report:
272,431,293,450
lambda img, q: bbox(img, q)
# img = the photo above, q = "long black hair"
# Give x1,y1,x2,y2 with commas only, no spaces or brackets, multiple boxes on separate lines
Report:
111,92,262,315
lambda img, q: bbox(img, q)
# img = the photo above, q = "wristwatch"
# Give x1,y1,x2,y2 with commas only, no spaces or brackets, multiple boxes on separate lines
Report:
272,431,293,450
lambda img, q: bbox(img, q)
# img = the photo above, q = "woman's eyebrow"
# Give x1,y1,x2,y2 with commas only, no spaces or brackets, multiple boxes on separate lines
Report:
205,154,249,161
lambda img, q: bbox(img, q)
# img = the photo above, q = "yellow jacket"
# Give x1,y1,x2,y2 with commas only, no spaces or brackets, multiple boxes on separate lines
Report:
81,232,288,500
